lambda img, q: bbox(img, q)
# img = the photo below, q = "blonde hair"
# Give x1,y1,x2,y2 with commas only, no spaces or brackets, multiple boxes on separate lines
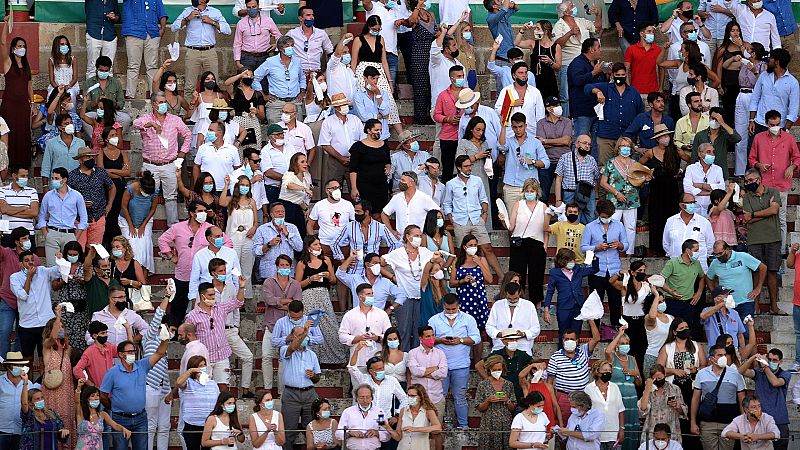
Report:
592,359,612,379
522,178,542,198
613,136,635,157
484,354,507,374
111,236,134,261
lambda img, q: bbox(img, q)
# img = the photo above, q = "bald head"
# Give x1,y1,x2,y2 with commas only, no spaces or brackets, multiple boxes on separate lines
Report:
575,134,591,152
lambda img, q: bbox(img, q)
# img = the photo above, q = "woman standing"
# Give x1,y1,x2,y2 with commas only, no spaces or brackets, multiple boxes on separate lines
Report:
20,381,69,450
510,391,551,449
714,22,744,126
519,361,562,428
152,59,192,117
420,248,448,327
385,384,442,450
600,137,644,257
407,0,437,124
421,209,455,275
79,98,118,154
543,248,595,341
499,178,548,306
0,16,33,168
450,234,492,334
381,327,408,388
201,392,246,449
450,15,477,89
639,126,683,254
610,260,657,369
178,170,224,228
295,235,347,365
349,119,391,212
75,383,131,449
40,313,75,448
52,241,89,354
515,20,561,100
642,295,674,377
223,175,258,297
225,69,267,153
280,153,313,237
178,355,221,450
638,364,687,443
186,70,228,151
456,116,493,228
119,171,159,273
305,398,340,450
249,390,286,450
476,355,517,450
109,236,148,303
605,327,642,450
583,360,625,450
97,126,130,246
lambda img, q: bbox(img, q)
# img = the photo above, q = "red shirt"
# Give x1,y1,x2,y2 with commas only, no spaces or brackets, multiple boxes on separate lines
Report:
0,247,39,309
433,87,462,141
748,130,800,191
73,343,118,386
624,42,662,94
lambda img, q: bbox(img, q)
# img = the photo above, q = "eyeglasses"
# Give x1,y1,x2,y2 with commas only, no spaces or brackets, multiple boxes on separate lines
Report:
285,68,291,81
462,186,467,197
248,18,262,36
210,317,215,330
304,40,309,52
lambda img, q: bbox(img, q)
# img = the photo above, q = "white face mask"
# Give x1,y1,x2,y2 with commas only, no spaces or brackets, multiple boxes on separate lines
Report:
716,355,728,368
769,125,781,135
281,113,292,123
195,211,208,224
507,341,519,352
369,263,381,276
490,370,503,379
708,120,720,130
165,83,177,92
465,246,478,256
311,249,322,257
751,1,763,8
724,295,736,309
410,236,422,248
274,138,285,147
432,270,445,280
654,440,669,450
444,312,458,320
551,106,563,117
339,105,350,115
563,339,577,352
64,123,75,135
108,137,120,147
330,189,342,201
318,81,328,91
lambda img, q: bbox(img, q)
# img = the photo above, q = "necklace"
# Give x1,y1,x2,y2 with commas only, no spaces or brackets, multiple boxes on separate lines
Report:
407,251,422,281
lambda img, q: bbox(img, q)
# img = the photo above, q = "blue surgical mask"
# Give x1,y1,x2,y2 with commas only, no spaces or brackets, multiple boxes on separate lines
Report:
363,296,375,306
570,407,581,416
205,131,217,142
214,237,225,248
684,203,697,214
203,184,214,193
111,249,124,258
244,164,254,178
16,177,28,187
97,71,110,80
219,111,228,121
96,108,105,118
67,255,79,263
769,362,780,371
11,367,21,377
437,218,445,228
21,240,31,251
462,31,472,41
264,400,275,409
278,268,291,277
51,179,63,190
618,344,631,355
320,410,331,419
239,185,251,195
290,318,303,326
464,106,473,115
283,47,295,57
224,404,236,414
89,399,101,408
247,7,259,17
386,0,397,8
387,339,400,349
34,400,46,410
273,217,285,226
532,407,544,415
644,33,655,44
301,337,310,347
342,54,352,65
566,262,576,270
375,370,386,381
157,102,169,115
216,274,227,283
657,302,667,313
409,141,420,152
369,30,380,36
524,192,537,201
454,78,465,88
703,154,715,165
571,6,578,16
59,44,69,55
619,146,632,157
687,31,698,41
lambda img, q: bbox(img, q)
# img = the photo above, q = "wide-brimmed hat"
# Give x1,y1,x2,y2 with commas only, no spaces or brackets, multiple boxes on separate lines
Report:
647,274,666,288
628,161,654,187
330,93,352,107
209,98,233,110
72,147,95,160
398,130,420,146
455,88,481,109
651,123,674,140
499,328,523,340
4,351,28,365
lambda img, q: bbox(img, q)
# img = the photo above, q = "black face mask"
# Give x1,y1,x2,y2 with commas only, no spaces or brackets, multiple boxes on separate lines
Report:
614,76,627,86
766,64,775,73
653,378,666,388
744,182,759,192
682,9,694,19
675,328,691,340
717,251,730,263
450,50,460,59
204,80,217,91
567,214,580,223
515,78,527,87
599,372,612,382
115,301,127,311
578,148,590,156
687,77,697,86
635,272,647,282
354,213,367,223
96,335,108,345
241,77,254,86
84,159,96,169
177,337,189,345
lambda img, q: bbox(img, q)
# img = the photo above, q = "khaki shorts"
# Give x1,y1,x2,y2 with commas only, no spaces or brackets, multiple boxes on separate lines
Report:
452,219,491,247
434,399,446,419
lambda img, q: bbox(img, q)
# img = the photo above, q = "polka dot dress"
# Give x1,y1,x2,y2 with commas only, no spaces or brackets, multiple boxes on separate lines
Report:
456,265,489,329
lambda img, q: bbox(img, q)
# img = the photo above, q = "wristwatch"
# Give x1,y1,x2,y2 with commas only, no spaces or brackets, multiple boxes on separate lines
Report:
459,338,465,344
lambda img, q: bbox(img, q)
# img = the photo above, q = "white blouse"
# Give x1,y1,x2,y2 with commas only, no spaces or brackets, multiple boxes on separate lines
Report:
511,200,545,241
584,381,625,443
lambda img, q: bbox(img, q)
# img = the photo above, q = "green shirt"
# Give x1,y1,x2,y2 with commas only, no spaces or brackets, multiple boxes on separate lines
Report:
84,75,125,112
690,127,742,179
488,348,532,402
742,186,781,245
661,256,703,300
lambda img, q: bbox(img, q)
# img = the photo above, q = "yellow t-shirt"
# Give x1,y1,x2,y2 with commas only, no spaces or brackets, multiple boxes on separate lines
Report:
549,221,586,263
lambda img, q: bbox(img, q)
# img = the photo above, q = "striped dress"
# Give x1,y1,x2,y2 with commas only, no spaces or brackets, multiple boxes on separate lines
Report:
611,354,639,450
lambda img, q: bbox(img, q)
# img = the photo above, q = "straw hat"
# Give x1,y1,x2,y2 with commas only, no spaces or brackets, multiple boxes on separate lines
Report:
628,162,654,187
209,98,233,110
72,147,95,160
455,88,480,109
330,93,352,107
651,123,673,140
398,130,421,146
4,351,29,365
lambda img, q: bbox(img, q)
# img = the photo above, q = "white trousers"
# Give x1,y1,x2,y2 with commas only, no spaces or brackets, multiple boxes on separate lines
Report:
225,326,253,389
612,208,637,255
145,385,171,450
85,34,117,81
734,91,753,176
261,328,284,391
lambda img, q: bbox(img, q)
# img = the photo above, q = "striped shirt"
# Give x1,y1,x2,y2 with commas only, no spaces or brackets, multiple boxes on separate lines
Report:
330,220,401,272
143,307,170,393
0,184,39,233
186,296,244,363
547,342,592,393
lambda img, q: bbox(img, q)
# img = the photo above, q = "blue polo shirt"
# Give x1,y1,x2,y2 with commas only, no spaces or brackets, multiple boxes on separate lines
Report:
100,358,151,414
701,307,745,351
567,55,608,118
121,0,167,40
585,82,643,139
754,368,791,425
706,251,762,305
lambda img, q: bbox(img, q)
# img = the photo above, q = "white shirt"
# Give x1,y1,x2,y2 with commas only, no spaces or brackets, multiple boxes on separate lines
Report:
189,246,242,300
326,54,358,101
667,41,712,84
678,84,720,116
198,120,241,146
494,84,545,137
194,142,241,191
429,41,461,110
638,439,684,450
438,0,470,26
338,306,392,366
366,1,398,54
318,113,365,157
552,17,597,65
583,381,626,443
382,190,440,238
348,365,408,414
724,1,781,49
309,198,356,245
279,120,315,157
662,212,716,273
418,175,445,207
484,298,541,355
667,18,706,44
260,143,298,187
228,166,268,209
383,246,434,299
511,412,550,445
699,0,732,39
682,161,726,217
231,0,284,17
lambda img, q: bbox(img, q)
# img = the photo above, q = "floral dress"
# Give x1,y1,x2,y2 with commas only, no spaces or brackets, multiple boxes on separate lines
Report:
477,379,516,450
639,381,687,443
76,418,104,450
601,158,640,209
456,265,489,329
21,408,66,450
42,345,75,448
55,264,89,354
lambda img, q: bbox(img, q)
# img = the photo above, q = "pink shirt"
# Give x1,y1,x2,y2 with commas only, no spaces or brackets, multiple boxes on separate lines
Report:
185,297,244,363
180,340,210,374
233,12,282,61
407,345,449,404
157,221,216,281
86,307,149,345
433,87,462,141
73,343,118,386
0,247,39,309
338,306,392,367
261,277,302,332
710,208,738,247
133,112,192,163
748,130,800,191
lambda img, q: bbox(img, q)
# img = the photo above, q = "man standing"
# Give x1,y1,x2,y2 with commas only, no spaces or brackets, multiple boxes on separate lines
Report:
623,23,661,106
382,171,440,240
0,228,37,358
307,179,356,254
707,240,767,324
417,158,446,208
554,134,601,224
285,6,334,72
748,49,798,140
407,325,448,425
82,57,132,135
433,65,465,182
121,0,166,99
11,251,60,360
141,291,172,450
37,167,88,265
567,38,608,156
100,337,169,450
663,193,716,272
84,0,120,81
253,36,305,124
134,91,192,227
429,31,461,114
660,1,711,43
189,227,240,305
740,169,784,315
690,344,745,450
327,34,358,101
485,282,540,355
625,93,675,152
486,0,517,62
233,0,282,72
660,239,706,334
675,92,710,153
332,199,400,273
536,96,573,200
336,385,391,448
353,66,392,140
193,122,241,194
0,166,40,248
279,103,315,166
428,295,480,429
171,0,231,90
587,63,643,164
698,0,732,54
443,155,504,278
42,115,85,186
87,286,149,345
738,350,791,450
762,0,797,39
724,0,781,49
498,112,549,206
319,94,365,190
682,143,726,218
700,287,746,350
609,0,659,52
270,300,324,391
390,130,431,194
691,107,740,179
253,203,304,279
261,123,296,203
494,62,546,137
338,284,393,373
281,324,322,450
748,110,800,251
68,147,115,247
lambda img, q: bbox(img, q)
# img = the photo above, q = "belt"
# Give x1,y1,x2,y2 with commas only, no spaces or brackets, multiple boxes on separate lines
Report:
285,385,315,391
242,50,270,57
562,188,575,192
113,410,145,418
623,315,643,320
225,325,237,329
273,96,295,102
740,88,753,93
187,45,215,51
143,157,176,166
48,226,75,233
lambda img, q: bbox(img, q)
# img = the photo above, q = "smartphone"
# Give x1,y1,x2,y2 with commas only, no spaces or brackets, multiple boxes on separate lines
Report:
445,336,454,340
584,3,591,13
377,413,385,425
495,391,506,398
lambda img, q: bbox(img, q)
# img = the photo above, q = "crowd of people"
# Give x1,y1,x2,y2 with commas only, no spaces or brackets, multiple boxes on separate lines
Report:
0,0,798,449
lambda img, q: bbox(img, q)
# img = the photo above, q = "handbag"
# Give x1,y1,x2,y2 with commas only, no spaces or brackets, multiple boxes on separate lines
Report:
571,151,593,209
698,367,727,420
43,347,65,389
129,285,153,312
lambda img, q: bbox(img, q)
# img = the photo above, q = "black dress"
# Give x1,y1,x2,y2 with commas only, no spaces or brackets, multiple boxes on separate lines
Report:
410,16,437,122
348,140,391,212
720,47,742,126
357,34,383,64
646,154,681,253
102,150,126,247
111,259,139,304
531,42,559,100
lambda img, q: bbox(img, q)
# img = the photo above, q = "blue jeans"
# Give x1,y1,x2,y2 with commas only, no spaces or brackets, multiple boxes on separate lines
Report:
442,367,469,428
112,411,148,450
572,116,599,160
563,189,597,224
0,301,19,358
538,164,557,203
735,301,755,339
793,305,800,365
559,64,570,118
387,52,398,91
